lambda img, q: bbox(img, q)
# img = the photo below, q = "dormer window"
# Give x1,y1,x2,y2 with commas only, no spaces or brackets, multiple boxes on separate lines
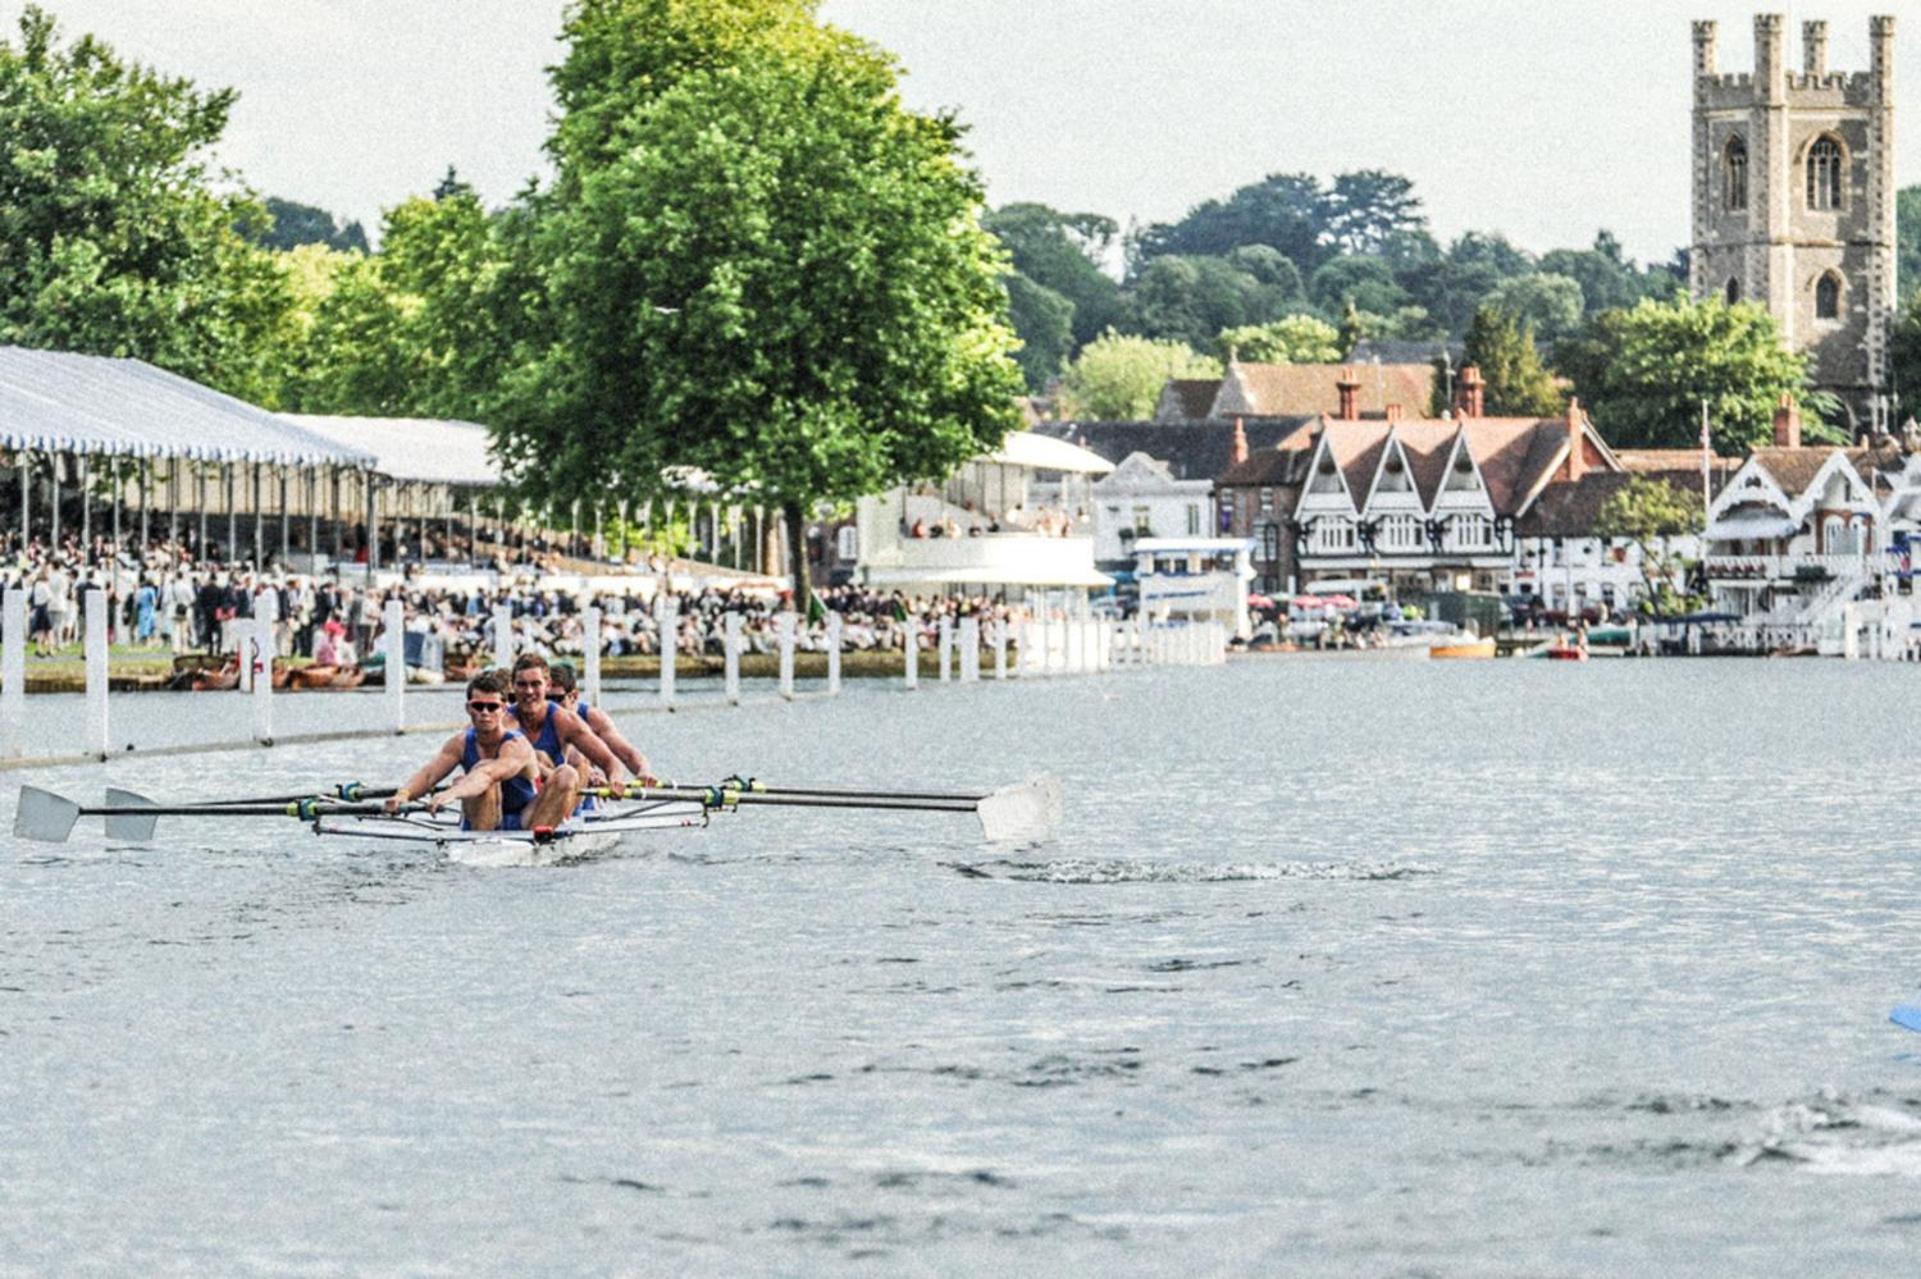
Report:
1725,135,1748,211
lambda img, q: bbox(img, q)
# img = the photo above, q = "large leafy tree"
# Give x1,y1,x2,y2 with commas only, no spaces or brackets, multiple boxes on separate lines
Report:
252,197,370,254
502,0,1022,604
1461,306,1561,416
1899,185,1921,307
1134,172,1331,273
1216,314,1342,364
1060,332,1219,421
983,202,1123,346
1325,170,1425,255
1559,298,1835,451
1003,273,1074,392
1482,272,1585,346
1125,254,1286,347
0,7,297,403
1594,475,1705,614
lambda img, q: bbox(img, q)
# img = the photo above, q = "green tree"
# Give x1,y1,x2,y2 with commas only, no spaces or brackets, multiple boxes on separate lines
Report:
1899,185,1921,307
1308,255,1407,317
1325,169,1426,255
1215,314,1342,364
0,7,298,403
1060,331,1219,420
1003,273,1074,391
1133,172,1331,272
1594,474,1705,614
1887,287,1921,412
983,202,1123,346
1461,306,1561,416
1559,297,1837,450
504,1,1022,606
1483,272,1584,345
1125,254,1285,347
253,197,370,254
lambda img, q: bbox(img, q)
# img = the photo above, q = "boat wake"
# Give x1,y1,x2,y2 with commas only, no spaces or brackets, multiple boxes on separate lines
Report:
948,857,1437,884
1730,1091,1921,1175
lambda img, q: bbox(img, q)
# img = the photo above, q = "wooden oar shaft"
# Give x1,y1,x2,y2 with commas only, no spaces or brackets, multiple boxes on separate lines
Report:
77,800,408,819
710,777,989,803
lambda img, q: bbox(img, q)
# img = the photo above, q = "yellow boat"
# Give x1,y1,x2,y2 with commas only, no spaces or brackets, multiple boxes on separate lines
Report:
1429,637,1496,660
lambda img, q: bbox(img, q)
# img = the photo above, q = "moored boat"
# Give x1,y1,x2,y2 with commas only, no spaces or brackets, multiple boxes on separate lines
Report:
1429,637,1496,660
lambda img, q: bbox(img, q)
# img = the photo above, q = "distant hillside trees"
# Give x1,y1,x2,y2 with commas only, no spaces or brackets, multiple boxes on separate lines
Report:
252,197,370,254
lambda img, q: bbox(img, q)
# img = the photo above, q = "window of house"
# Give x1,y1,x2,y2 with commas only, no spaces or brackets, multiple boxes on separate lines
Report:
1725,135,1748,211
1186,504,1201,536
1258,521,1280,563
1816,272,1841,320
1132,505,1151,534
1258,488,1274,514
1379,514,1423,551
1808,136,1843,211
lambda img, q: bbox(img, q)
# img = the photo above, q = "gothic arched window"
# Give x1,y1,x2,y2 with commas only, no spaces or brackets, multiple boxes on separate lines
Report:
1816,272,1842,320
1808,136,1843,211
1726,277,1742,305
1725,136,1748,211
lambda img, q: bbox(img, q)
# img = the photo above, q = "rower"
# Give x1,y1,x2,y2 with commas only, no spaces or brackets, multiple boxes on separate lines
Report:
547,662,656,784
505,653,627,795
384,670,580,830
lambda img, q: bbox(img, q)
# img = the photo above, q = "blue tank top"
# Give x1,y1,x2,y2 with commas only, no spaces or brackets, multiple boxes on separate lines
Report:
512,706,567,767
462,727,536,816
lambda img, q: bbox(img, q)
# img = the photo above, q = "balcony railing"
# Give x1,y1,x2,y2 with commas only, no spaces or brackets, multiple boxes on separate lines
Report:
1705,552,1876,582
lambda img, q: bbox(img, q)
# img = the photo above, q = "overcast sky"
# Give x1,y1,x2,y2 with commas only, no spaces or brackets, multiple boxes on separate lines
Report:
3,1,1914,265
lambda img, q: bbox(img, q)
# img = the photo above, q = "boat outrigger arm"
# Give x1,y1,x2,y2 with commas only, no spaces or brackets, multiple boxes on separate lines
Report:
10,775,1062,847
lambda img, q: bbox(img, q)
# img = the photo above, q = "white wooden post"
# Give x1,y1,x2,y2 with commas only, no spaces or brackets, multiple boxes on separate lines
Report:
1039,609,1053,677
383,598,405,733
826,611,843,696
777,610,796,700
938,615,953,682
723,610,741,705
583,604,603,707
252,596,274,745
659,596,677,706
904,620,919,689
960,616,980,681
0,590,23,758
993,617,1008,680
84,589,108,759
492,602,513,671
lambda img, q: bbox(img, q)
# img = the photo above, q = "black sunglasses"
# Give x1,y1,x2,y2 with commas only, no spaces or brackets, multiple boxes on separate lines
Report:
467,700,505,712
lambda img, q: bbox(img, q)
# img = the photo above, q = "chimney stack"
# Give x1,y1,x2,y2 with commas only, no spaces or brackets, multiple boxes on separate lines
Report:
1335,366,1361,421
1564,397,1587,482
1230,416,1249,466
1773,392,1802,448
1456,365,1485,419
1384,403,1403,423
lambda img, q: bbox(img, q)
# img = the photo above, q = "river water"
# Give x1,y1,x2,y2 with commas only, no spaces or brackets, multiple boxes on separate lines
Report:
4,658,1921,1275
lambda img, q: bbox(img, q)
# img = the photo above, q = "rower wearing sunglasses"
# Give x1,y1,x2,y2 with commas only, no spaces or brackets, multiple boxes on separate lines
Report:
547,662,656,784
383,670,579,831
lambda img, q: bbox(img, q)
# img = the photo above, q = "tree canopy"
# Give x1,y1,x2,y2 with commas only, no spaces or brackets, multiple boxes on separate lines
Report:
1558,298,1835,451
1060,332,1219,421
252,197,370,254
497,0,1022,602
1460,306,1562,416
0,6,296,404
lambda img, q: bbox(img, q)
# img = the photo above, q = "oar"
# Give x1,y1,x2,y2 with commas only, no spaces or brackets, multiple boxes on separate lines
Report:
14,786,414,844
599,774,1061,843
716,774,991,802
173,781,399,807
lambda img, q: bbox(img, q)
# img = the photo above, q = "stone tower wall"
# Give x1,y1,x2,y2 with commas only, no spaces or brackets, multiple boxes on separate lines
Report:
1690,14,1896,430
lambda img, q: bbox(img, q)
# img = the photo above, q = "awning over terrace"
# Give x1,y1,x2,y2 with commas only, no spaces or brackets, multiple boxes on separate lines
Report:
1704,512,1800,541
0,346,374,467
281,415,500,488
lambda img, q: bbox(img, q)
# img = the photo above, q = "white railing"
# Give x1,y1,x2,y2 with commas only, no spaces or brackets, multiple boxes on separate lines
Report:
1705,552,1877,581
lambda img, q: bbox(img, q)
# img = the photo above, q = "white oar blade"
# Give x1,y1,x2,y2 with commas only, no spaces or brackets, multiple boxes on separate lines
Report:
103,789,160,843
14,786,81,843
976,774,1062,845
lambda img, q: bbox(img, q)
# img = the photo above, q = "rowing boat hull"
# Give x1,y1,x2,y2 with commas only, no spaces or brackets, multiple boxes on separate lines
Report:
444,829,624,867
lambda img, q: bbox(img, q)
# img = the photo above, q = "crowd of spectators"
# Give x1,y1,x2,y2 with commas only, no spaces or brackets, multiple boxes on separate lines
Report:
0,530,1020,668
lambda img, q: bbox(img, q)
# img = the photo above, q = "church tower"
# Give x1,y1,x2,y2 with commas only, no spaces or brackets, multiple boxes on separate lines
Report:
1690,15,1896,431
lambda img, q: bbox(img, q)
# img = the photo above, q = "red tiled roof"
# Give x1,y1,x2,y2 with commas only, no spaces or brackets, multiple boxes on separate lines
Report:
1218,362,1436,418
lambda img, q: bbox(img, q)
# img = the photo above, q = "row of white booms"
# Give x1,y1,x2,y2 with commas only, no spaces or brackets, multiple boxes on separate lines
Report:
0,590,1225,761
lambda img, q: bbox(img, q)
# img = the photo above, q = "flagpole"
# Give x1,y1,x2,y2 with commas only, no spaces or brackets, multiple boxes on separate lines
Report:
1699,399,1711,509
